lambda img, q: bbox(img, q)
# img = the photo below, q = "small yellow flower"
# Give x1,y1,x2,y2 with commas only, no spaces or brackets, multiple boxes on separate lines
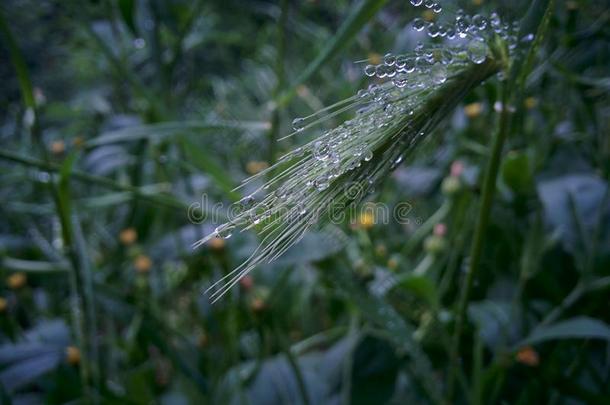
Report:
208,237,226,250
472,0,484,5
516,346,539,367
134,255,152,274
246,161,269,175
50,140,65,155
464,102,483,118
7,273,27,290
387,257,399,271
73,136,84,148
357,211,375,230
375,243,387,257
0,297,7,313
524,97,538,109
119,228,138,245
66,346,81,365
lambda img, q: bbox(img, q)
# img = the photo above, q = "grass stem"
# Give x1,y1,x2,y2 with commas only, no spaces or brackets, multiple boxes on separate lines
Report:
448,78,511,401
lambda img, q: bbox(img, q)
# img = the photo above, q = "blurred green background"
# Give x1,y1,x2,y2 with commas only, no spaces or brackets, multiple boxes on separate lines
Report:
0,0,609,404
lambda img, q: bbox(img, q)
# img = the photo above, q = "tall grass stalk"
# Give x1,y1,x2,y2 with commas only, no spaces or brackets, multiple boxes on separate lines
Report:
447,0,555,400
0,15,100,400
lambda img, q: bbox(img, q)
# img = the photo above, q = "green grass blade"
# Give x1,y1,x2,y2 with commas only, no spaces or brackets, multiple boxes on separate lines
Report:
118,0,138,37
0,11,36,110
0,149,190,210
1,257,70,273
85,120,270,148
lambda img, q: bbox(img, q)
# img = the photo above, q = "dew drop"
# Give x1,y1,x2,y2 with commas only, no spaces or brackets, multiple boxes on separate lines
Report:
446,27,456,39
368,83,380,95
412,18,426,32
238,195,256,212
395,55,407,68
467,39,488,64
427,23,440,38
384,53,396,66
404,59,416,73
521,33,534,43
364,149,373,162
292,117,305,131
472,15,488,31
215,224,235,239
314,175,330,191
440,49,454,65
393,76,408,88
385,65,397,78
313,141,331,161
455,16,469,38
390,155,404,170
410,0,423,6
364,64,376,77
328,151,340,164
431,63,447,84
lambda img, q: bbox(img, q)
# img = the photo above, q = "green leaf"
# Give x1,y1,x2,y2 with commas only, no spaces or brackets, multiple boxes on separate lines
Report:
1,257,69,274
277,0,388,107
0,149,190,210
351,336,400,405
0,11,36,115
536,174,609,256
501,150,532,194
521,317,610,346
398,275,437,306
85,120,270,148
118,0,138,37
327,265,442,404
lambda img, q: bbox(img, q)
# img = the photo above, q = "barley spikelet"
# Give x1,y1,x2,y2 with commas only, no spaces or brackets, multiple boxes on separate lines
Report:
197,9,520,302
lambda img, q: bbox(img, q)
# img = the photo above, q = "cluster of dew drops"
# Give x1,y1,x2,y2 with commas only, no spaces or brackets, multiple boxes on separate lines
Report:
363,6,525,89
209,4,528,242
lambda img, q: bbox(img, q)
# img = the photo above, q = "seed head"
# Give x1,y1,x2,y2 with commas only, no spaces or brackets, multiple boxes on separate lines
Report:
196,9,521,302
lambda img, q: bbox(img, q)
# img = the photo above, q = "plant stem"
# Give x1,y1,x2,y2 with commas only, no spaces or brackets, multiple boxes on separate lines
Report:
448,78,511,400
284,347,311,405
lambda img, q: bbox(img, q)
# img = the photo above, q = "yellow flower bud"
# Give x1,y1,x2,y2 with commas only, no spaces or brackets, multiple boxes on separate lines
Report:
7,273,27,290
